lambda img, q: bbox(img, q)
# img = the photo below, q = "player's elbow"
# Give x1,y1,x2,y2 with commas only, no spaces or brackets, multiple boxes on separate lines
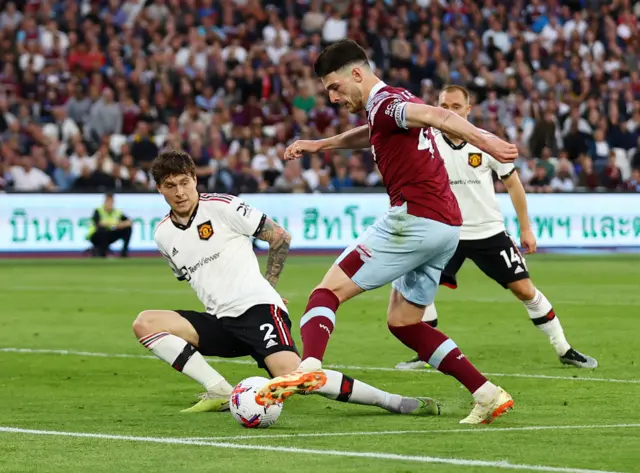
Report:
275,231,291,248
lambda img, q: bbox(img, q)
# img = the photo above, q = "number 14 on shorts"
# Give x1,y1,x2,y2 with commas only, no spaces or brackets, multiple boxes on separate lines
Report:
500,246,527,273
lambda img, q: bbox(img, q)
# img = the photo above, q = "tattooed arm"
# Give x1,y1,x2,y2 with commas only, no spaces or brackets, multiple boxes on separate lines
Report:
254,217,291,288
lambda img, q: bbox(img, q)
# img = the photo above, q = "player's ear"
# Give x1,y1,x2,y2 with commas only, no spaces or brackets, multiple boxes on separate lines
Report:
351,66,363,83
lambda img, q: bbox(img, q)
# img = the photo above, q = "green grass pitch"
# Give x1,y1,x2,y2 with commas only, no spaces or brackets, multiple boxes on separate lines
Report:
1,254,639,473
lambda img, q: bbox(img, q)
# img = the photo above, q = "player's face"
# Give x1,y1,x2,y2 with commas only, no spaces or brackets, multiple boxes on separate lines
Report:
322,70,364,113
157,173,198,216
438,90,471,120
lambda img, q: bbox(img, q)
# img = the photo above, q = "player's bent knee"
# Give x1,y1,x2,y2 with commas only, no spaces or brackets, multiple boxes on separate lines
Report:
509,279,536,301
387,290,425,327
132,310,199,346
264,351,301,377
132,310,160,337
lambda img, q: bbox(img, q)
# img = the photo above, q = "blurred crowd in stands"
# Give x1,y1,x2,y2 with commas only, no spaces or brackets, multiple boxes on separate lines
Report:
1,0,640,195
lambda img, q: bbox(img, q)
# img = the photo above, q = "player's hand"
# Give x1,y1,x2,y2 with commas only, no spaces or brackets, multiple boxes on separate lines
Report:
484,137,518,163
284,140,322,160
520,228,537,254
282,298,289,305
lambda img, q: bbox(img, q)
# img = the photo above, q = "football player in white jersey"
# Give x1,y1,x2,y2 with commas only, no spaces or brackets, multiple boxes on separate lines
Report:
396,86,597,370
132,149,440,416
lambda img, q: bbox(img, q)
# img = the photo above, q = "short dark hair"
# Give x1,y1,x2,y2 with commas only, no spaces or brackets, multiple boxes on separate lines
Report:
440,85,470,103
151,149,196,185
314,39,369,78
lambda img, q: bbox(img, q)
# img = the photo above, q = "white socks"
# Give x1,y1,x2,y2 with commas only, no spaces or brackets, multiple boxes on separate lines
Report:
472,381,500,404
523,289,571,356
316,369,403,412
139,332,233,395
421,304,438,327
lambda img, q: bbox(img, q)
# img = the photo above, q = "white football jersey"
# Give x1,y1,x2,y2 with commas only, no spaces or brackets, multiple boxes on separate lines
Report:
434,129,516,240
154,193,286,318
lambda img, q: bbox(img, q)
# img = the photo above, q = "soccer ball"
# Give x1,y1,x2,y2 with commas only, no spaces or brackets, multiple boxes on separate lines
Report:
229,376,283,428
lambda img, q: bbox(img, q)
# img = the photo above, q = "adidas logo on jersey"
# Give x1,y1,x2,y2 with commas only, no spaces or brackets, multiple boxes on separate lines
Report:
514,265,524,274
172,248,178,257
265,339,278,349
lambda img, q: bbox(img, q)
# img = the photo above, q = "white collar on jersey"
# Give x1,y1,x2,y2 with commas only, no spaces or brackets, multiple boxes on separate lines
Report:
365,80,387,112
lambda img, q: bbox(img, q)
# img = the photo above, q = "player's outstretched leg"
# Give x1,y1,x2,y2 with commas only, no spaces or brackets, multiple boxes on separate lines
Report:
256,265,363,405
258,351,440,415
133,310,234,412
387,290,513,424
395,303,439,370
318,369,440,416
509,280,598,369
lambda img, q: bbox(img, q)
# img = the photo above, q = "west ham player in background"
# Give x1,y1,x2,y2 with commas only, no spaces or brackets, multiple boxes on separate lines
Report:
257,40,519,424
396,86,597,371
132,150,440,417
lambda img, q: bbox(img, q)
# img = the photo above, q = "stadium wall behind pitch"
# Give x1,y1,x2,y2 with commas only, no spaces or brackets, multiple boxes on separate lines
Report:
1,193,639,254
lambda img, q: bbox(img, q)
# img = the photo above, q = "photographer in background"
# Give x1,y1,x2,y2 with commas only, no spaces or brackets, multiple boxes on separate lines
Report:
86,192,132,258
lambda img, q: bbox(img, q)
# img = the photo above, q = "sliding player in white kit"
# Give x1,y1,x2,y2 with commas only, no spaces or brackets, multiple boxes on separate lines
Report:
396,86,597,370
132,149,440,416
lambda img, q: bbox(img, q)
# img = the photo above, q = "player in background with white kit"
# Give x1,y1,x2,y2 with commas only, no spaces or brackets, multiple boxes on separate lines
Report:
396,86,597,371
132,150,440,416
257,40,520,424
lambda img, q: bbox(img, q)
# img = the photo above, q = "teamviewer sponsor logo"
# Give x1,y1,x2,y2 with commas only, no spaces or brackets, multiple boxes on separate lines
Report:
187,252,220,274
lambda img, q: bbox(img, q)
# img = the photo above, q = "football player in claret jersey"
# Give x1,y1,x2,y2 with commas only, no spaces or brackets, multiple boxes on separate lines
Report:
396,86,597,371
257,40,520,424
132,149,441,416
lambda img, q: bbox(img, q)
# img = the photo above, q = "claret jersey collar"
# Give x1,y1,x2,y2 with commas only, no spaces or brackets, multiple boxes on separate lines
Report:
366,81,387,112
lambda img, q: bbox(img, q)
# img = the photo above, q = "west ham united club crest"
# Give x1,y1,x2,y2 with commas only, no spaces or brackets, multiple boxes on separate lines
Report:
197,221,214,240
468,152,482,168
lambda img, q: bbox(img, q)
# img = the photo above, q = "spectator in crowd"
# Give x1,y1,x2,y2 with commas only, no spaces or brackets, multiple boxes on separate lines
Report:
65,85,92,128
551,159,577,193
627,169,640,192
331,157,353,190
527,163,552,193
578,156,601,191
87,88,122,145
53,156,76,191
590,128,611,164
602,151,625,190
302,154,327,192
537,147,556,179
8,156,55,192
274,159,307,192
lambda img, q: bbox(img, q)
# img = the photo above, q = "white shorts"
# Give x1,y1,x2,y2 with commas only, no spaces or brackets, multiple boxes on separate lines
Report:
335,203,460,306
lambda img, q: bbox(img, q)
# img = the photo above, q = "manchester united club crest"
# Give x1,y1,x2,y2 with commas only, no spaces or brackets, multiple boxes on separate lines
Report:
197,220,214,240
468,152,482,168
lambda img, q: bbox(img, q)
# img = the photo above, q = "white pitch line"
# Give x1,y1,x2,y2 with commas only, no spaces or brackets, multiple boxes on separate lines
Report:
185,423,640,442
0,426,626,473
2,347,640,385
